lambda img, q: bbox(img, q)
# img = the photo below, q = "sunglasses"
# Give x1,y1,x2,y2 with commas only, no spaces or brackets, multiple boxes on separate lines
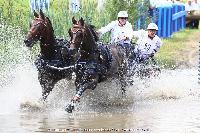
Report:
119,17,128,20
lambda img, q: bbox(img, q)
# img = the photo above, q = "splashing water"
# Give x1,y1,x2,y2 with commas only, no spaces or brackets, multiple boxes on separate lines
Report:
130,68,199,101
0,21,42,114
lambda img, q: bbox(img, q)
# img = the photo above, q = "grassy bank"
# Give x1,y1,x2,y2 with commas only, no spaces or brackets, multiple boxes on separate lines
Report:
156,28,200,68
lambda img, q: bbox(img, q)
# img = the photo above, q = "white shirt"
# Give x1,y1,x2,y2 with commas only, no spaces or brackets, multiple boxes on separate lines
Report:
192,2,200,10
185,3,195,11
98,20,134,43
132,30,163,60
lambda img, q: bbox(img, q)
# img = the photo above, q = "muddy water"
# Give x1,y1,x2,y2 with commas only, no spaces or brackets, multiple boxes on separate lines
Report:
0,62,200,133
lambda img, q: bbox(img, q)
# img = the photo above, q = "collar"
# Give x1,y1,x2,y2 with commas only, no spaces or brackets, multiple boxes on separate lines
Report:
148,35,155,40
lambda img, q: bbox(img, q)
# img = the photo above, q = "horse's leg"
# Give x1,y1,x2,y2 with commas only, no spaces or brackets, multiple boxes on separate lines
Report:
38,70,57,101
118,65,127,96
65,71,99,113
74,77,98,100
110,46,127,95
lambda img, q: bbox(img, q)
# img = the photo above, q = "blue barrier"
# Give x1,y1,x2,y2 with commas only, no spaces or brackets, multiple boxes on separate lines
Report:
157,7,163,37
156,3,186,38
135,3,186,38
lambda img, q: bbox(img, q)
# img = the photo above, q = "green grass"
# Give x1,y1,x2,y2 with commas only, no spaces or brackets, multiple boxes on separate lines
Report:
156,28,200,68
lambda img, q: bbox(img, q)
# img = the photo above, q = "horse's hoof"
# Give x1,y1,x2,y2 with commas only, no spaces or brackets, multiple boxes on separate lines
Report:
65,104,74,113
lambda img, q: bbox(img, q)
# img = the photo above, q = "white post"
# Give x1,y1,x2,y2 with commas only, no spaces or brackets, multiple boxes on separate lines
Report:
69,0,80,13
97,0,105,11
29,0,50,12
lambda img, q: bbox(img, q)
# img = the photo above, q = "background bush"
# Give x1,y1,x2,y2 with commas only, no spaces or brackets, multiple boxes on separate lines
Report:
0,0,150,39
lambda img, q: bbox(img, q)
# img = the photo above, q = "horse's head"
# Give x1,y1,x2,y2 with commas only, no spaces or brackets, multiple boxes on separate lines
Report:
68,17,99,52
24,10,53,47
68,17,85,51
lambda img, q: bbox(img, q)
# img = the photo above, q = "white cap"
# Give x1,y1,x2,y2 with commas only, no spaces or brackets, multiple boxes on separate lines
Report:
117,11,128,18
147,23,158,30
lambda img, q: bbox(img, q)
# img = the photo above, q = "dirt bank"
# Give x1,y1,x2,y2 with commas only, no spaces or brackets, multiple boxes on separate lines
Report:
174,30,200,68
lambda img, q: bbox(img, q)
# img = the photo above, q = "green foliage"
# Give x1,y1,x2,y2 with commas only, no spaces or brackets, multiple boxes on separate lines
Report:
0,18,31,73
0,0,149,38
104,0,140,25
0,0,30,31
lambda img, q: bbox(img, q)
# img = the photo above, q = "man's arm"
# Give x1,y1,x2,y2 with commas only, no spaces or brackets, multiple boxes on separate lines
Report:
98,21,115,35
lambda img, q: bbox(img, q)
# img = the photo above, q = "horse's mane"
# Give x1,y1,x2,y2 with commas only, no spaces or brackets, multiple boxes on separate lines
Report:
86,24,99,42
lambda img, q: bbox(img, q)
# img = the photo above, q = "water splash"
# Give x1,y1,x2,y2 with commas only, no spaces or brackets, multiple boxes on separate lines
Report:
130,68,199,101
0,21,41,114
0,21,199,114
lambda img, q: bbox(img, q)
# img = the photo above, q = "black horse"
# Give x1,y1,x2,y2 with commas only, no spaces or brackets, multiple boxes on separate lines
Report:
24,10,74,101
65,17,128,113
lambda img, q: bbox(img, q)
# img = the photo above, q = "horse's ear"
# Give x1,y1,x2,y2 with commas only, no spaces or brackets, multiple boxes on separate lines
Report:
46,17,52,26
79,17,84,26
72,16,77,24
39,9,45,20
33,10,39,18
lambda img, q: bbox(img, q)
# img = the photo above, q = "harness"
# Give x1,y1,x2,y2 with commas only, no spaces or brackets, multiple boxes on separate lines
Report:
70,25,86,46
98,43,113,70
69,24,111,82
35,54,74,71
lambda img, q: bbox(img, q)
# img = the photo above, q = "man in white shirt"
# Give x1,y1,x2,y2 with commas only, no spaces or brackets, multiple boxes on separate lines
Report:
97,11,134,44
185,0,195,13
185,0,199,28
132,23,163,62
192,0,200,11
192,0,200,28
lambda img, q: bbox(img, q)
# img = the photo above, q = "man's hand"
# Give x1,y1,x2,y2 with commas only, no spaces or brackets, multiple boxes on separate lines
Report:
123,36,129,40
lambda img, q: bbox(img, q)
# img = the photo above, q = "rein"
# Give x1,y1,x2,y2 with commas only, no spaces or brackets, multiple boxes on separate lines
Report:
70,23,99,62
70,25,86,45
46,64,74,70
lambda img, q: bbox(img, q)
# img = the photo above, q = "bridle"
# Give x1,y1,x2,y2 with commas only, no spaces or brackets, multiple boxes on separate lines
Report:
69,24,98,56
70,25,86,46
27,18,47,39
